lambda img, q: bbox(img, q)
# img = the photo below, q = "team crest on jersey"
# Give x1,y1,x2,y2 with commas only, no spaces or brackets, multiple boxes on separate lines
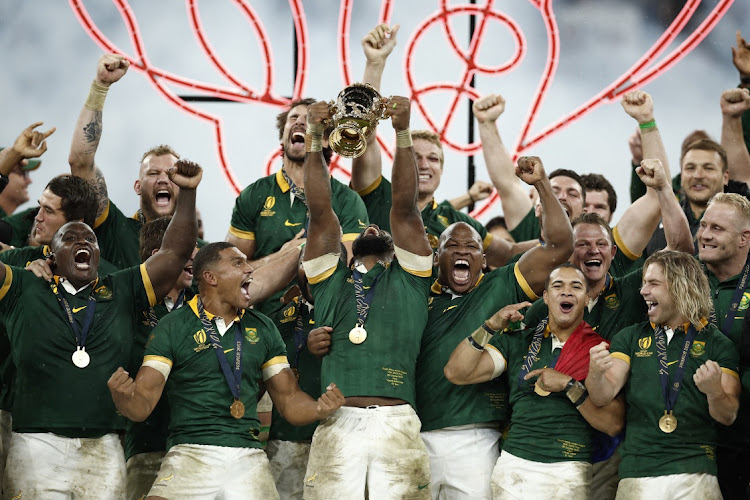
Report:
193,329,210,352
260,196,276,217
636,336,653,357
94,284,112,300
690,340,706,357
427,233,440,249
604,293,620,310
245,328,260,344
437,215,450,228
280,306,297,324
739,292,750,312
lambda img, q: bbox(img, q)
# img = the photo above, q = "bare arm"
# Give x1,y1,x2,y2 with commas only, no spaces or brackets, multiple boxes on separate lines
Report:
265,369,345,425
247,245,303,305
474,94,532,230
448,181,493,210
0,122,55,176
144,160,201,302
516,156,574,296
107,366,166,422
720,88,750,184
585,342,630,407
388,97,431,256
303,102,341,261
694,360,741,426
350,24,399,191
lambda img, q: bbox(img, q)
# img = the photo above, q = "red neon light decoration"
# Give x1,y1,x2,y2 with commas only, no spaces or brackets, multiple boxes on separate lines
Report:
69,0,733,217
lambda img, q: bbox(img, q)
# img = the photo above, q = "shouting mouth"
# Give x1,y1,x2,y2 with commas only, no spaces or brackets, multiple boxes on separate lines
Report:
74,248,92,270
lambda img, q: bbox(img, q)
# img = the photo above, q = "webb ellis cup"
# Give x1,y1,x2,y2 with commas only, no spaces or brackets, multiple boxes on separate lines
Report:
328,83,387,159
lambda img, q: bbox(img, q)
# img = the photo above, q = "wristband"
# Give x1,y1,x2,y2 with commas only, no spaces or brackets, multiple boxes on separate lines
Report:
638,119,656,130
396,128,413,148
305,123,324,153
574,391,589,409
466,334,484,351
84,80,109,111
565,379,588,408
469,324,493,349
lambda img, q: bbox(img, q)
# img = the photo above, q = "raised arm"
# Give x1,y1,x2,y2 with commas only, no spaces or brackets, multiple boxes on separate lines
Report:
265,369,345,425
694,360,741,426
388,97,431,256
720,88,750,185
516,156,574,295
0,122,55,176
68,54,130,218
247,244,303,305
303,102,341,261
107,366,166,422
474,94,532,230
144,159,201,302
585,342,631,407
448,180,493,210
350,23,399,192
614,90,673,255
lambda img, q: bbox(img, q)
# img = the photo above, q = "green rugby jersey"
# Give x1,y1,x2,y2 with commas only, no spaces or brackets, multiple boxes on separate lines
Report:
417,263,537,432
268,296,321,442
92,201,143,270
0,263,156,437
229,169,368,315
1,207,36,248
610,321,739,478
705,265,750,452
144,295,287,449
308,259,431,407
508,207,541,243
357,176,492,250
523,270,647,340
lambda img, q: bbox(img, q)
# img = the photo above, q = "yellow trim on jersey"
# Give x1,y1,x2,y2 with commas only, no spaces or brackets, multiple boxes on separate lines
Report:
513,263,539,301
610,352,631,365
228,226,256,240
394,245,433,277
93,200,110,229
356,175,382,196
612,225,640,261
0,265,12,302
186,295,242,321
140,264,157,307
482,232,494,250
722,367,740,380
275,169,291,193
143,355,173,368
261,355,289,370
431,199,438,210
307,266,336,284
342,233,359,242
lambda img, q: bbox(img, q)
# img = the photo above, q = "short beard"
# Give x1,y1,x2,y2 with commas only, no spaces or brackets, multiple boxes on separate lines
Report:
352,233,393,260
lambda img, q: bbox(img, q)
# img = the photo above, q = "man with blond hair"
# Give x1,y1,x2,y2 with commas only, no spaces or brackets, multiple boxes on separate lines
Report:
587,250,740,499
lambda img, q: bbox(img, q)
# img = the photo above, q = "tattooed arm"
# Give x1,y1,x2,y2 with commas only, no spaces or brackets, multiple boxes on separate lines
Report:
68,54,129,218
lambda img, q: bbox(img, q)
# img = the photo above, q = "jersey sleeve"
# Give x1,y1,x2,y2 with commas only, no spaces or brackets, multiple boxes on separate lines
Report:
609,324,637,365
357,176,392,233
2,208,36,248
509,207,541,242
258,314,290,381
143,317,175,374
228,185,258,241
711,333,740,380
332,180,369,242
111,264,158,314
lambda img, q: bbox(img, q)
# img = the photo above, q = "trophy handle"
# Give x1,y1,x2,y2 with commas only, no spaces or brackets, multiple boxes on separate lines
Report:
378,96,392,120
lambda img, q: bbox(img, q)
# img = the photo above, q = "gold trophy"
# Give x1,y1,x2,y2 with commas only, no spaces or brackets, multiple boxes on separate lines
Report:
328,83,387,159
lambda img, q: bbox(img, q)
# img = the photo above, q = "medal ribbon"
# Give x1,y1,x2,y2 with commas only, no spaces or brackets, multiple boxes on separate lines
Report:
654,324,697,415
147,290,187,328
352,268,384,328
709,257,750,336
517,318,549,390
50,280,97,350
198,298,243,401
292,300,310,370
281,169,306,202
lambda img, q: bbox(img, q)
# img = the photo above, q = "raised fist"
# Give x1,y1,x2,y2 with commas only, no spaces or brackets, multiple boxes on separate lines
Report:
636,158,668,191
472,94,506,124
621,90,654,124
168,159,203,190
516,156,546,185
95,54,130,87
306,101,333,127
384,96,411,132
362,24,400,64
588,342,613,378
307,326,333,358
720,88,750,118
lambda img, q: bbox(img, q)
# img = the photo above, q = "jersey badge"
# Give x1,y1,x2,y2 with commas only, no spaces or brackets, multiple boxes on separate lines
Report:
94,284,112,300
193,329,210,352
437,215,450,228
604,293,620,310
245,327,260,344
260,196,276,217
636,336,653,357
427,233,439,249
739,292,750,312
690,340,706,357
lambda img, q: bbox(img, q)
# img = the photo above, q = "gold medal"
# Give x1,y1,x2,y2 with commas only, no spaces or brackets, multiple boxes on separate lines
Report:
658,411,677,433
349,326,367,345
534,380,551,396
230,399,245,419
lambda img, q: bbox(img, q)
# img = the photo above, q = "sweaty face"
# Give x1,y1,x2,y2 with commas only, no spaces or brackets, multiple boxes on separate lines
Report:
414,139,443,199
50,222,100,287
34,188,68,246
641,263,679,327
584,190,612,222
4,165,32,206
136,154,179,221
436,223,486,294
571,223,615,288
681,149,728,207
550,175,584,220
543,267,587,330
212,247,255,310
697,202,746,266
352,225,394,261
282,105,308,163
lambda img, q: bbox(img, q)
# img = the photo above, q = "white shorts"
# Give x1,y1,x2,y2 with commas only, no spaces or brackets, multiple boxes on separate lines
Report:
616,473,721,500
266,440,311,500
491,450,591,500
421,424,500,500
304,405,431,500
4,431,126,500
147,443,279,500
126,451,166,500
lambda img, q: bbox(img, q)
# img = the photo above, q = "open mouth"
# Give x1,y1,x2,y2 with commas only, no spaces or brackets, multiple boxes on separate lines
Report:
418,174,431,181
583,259,602,271
155,190,172,207
645,300,658,314
291,131,306,146
363,226,379,237
452,259,471,285
74,248,92,270
183,265,193,278
559,301,574,313
240,276,253,300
